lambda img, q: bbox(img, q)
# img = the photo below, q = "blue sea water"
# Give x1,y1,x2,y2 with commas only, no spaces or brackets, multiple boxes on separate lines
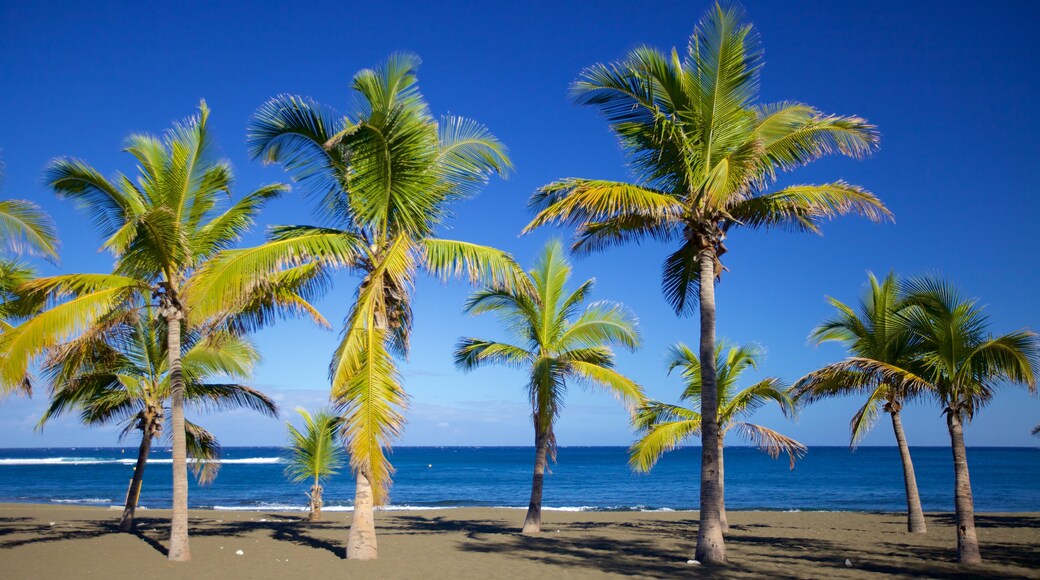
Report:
0,446,1036,513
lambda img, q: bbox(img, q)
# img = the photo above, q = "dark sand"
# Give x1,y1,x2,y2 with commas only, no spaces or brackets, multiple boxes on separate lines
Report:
0,504,1037,578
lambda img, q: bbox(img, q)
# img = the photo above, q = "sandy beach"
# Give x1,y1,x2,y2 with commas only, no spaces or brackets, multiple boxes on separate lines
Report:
0,504,1036,578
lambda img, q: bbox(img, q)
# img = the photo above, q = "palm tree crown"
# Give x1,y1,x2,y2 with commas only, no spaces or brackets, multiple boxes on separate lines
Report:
631,341,804,472
793,272,924,442
285,407,345,485
523,4,890,313
40,308,277,484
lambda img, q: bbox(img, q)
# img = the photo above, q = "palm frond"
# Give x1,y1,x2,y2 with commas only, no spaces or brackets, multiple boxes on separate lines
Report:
0,200,59,261
732,422,807,468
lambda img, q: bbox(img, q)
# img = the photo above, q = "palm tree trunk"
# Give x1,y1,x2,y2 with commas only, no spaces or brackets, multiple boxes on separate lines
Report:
890,410,927,533
695,250,726,564
347,469,378,560
946,410,981,564
522,418,549,534
118,417,155,532
308,478,323,522
166,313,190,562
718,436,728,532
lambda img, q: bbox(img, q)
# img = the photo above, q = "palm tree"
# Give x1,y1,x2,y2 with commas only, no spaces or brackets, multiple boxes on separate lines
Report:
0,102,320,561
39,307,277,531
894,278,1038,563
631,341,804,530
521,3,890,563
454,240,644,533
792,273,928,533
226,53,527,559
284,408,345,521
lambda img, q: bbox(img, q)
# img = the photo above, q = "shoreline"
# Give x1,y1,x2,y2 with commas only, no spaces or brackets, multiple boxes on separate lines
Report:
2,503,1037,578
11,500,1040,514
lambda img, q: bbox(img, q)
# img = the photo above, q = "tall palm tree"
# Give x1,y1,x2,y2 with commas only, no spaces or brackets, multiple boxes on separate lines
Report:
521,3,890,563
0,102,319,561
894,278,1038,563
284,408,345,521
39,307,277,531
454,240,644,533
631,341,804,530
792,272,928,533
222,53,527,559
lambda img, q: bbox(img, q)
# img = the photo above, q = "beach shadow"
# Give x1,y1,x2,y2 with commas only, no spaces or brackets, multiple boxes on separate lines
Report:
131,528,168,556
458,531,694,578
268,517,345,558
385,515,515,539
0,519,116,549
930,513,1040,530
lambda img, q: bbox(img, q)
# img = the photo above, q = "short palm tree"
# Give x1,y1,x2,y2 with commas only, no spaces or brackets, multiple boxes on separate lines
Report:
792,272,928,533
0,102,319,561
454,240,644,533
214,53,527,559
284,408,345,521
39,307,276,531
521,3,890,563
631,341,804,530
896,278,1038,564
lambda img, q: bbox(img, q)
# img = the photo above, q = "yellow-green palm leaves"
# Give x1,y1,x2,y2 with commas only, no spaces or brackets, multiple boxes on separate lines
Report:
0,158,60,355
455,240,645,448
793,272,928,443
899,278,1038,418
0,199,59,263
40,309,277,484
0,102,317,393
285,408,345,485
242,53,525,505
631,341,804,471
523,3,890,314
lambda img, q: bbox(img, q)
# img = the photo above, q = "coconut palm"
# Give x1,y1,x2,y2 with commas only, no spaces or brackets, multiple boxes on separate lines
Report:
220,53,526,559
0,102,321,561
893,278,1037,563
454,240,644,533
284,408,345,521
39,307,276,531
792,272,928,533
631,341,804,530
521,3,890,563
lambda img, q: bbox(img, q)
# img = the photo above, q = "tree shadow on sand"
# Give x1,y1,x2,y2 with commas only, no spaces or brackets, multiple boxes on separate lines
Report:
0,518,117,549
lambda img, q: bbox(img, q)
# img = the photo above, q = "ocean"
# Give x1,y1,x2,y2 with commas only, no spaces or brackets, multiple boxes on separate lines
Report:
0,446,1036,513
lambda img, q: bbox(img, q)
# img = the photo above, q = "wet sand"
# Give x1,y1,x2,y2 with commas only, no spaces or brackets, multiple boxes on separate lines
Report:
0,504,1037,578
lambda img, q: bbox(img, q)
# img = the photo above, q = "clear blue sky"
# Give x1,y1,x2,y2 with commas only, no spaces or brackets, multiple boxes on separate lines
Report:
1,0,1038,448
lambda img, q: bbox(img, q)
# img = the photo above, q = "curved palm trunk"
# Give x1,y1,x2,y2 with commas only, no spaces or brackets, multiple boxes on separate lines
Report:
890,410,927,533
118,417,156,532
166,313,190,562
695,251,726,564
946,411,981,564
522,418,549,534
347,469,378,559
718,436,728,532
308,478,323,522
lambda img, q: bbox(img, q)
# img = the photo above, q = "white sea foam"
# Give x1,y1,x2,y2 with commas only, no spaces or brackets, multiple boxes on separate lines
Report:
0,457,283,466
50,498,112,504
